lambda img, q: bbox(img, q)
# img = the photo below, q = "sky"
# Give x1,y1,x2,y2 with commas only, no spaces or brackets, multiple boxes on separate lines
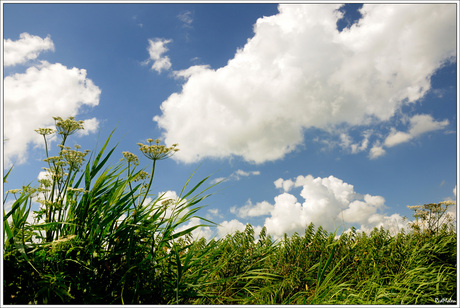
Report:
2,1,458,241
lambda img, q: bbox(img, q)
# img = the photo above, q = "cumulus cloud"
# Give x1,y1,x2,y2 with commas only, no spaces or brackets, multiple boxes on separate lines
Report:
175,217,213,241
144,38,172,73
350,213,409,236
157,190,189,220
274,178,294,192
76,117,100,137
4,59,101,166
230,174,410,239
231,199,274,218
217,219,247,238
4,32,55,66
154,4,456,164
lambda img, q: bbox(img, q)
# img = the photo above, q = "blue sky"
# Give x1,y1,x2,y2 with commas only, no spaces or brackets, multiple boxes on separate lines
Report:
2,2,458,240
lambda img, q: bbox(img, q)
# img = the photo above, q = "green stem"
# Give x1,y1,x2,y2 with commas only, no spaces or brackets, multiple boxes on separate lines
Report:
43,134,52,171
138,159,156,211
126,162,137,215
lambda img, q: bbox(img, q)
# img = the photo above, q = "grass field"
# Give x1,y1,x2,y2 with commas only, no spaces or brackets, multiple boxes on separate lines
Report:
3,117,457,305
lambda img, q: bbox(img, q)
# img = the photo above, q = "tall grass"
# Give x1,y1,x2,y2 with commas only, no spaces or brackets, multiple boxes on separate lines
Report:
3,117,222,304
3,116,457,305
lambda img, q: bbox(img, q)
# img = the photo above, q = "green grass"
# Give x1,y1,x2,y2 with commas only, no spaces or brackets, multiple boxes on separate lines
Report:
3,117,457,305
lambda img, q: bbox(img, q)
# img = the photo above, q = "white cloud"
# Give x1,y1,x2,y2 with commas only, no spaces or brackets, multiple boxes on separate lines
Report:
341,194,385,225
232,169,260,180
217,219,246,238
206,208,223,219
208,208,219,216
384,130,412,148
177,10,193,28
233,199,274,218
154,4,456,164
145,38,172,73
76,117,100,137
274,178,295,192
445,200,456,223
230,174,409,239
4,32,55,66
173,65,210,80
4,60,101,166
369,143,386,160
175,217,213,241
157,190,189,220
339,130,372,154
210,177,226,185
384,114,449,148
211,169,260,184
354,213,409,236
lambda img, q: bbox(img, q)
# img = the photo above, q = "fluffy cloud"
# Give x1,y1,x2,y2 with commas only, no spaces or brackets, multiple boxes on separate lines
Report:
76,117,100,137
4,32,55,66
230,174,410,239
156,191,212,241
274,178,294,192
384,114,449,148
4,59,101,166
157,190,188,220
145,38,172,73
350,213,408,236
369,142,386,160
175,217,213,241
154,4,456,164
217,219,247,238
231,199,274,218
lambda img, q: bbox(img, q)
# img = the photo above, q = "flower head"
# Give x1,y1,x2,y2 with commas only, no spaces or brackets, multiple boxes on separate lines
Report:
35,127,56,136
59,145,90,171
137,139,179,161
133,170,149,182
53,116,85,137
123,151,139,164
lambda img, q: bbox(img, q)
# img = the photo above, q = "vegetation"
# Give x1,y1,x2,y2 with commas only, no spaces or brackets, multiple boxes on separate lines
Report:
3,117,457,305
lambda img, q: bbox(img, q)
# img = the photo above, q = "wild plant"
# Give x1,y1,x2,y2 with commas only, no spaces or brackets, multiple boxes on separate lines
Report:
407,201,456,236
3,118,457,304
3,116,217,304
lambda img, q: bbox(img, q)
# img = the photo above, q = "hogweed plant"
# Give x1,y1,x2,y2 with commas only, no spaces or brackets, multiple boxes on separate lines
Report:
407,201,456,236
32,117,90,242
4,116,220,304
